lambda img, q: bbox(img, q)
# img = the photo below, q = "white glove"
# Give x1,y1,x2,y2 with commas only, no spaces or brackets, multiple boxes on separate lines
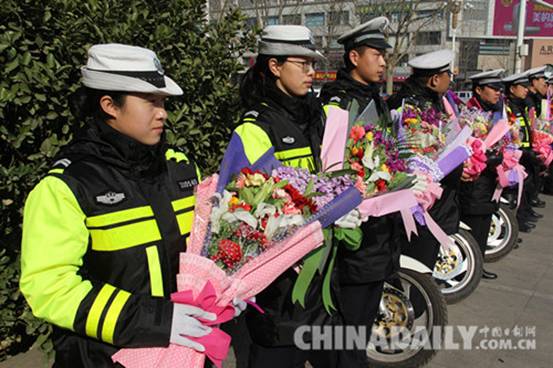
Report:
411,174,429,194
335,209,366,229
233,296,256,317
170,303,216,351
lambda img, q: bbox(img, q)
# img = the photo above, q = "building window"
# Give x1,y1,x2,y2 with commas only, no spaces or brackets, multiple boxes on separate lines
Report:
416,31,441,45
416,9,443,20
283,14,301,25
329,10,349,26
305,12,325,28
265,16,279,26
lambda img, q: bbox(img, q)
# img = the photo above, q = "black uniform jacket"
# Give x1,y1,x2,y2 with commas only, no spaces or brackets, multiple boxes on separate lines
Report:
320,69,402,284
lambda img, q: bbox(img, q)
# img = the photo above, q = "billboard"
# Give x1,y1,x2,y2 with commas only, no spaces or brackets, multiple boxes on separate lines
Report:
493,0,553,37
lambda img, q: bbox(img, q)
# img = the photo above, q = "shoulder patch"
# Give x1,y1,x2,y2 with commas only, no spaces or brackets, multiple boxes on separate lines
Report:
52,158,72,168
244,110,259,118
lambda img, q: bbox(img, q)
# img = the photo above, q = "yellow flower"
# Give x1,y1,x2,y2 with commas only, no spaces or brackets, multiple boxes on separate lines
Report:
405,118,417,125
380,164,389,173
229,196,240,205
245,173,266,186
365,132,373,141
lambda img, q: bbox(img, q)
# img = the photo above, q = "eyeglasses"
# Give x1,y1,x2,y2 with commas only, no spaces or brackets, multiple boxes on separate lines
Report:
286,59,315,73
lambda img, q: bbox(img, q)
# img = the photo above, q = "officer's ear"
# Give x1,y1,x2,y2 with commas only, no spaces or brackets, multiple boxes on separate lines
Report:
348,49,360,68
428,74,440,89
268,58,283,78
99,95,120,120
475,86,483,97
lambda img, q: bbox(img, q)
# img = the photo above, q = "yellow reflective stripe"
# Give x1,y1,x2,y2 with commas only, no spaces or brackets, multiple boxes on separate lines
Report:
145,246,164,297
243,117,256,122
171,196,195,212
165,149,189,163
90,220,162,251
85,284,115,339
101,289,131,344
194,164,201,181
176,211,194,236
48,168,64,174
234,123,273,164
274,146,312,160
86,206,154,228
280,156,316,171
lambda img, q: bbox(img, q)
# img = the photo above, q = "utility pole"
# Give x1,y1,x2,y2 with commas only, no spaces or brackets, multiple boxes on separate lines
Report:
514,0,527,73
450,1,462,78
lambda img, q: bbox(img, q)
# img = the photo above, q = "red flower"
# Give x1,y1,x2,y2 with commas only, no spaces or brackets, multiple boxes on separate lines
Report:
375,179,387,192
241,167,253,175
212,239,243,269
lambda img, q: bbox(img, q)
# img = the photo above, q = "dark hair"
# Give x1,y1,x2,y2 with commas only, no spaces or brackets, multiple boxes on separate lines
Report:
69,87,127,121
343,46,368,72
239,54,286,109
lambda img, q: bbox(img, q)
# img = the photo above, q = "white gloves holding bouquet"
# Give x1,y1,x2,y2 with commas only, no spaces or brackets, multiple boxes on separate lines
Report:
335,209,368,228
170,303,216,352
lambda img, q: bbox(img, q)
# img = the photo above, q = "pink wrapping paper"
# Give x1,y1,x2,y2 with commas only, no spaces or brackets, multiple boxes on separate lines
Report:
493,149,527,205
113,176,325,368
321,107,349,171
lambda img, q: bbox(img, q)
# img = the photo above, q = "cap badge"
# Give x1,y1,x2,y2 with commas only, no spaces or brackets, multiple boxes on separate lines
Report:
153,57,164,75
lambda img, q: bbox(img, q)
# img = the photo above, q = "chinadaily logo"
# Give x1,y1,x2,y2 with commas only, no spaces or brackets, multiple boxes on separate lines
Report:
294,325,537,351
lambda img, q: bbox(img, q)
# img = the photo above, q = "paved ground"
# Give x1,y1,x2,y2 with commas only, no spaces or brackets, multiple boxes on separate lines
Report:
3,196,553,368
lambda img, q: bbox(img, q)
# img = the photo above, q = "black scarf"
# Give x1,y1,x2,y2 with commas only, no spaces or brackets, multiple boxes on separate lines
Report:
394,77,445,112
56,119,167,179
264,81,320,133
475,93,502,113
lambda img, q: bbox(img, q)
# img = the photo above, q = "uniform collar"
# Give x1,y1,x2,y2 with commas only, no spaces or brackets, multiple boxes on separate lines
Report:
71,119,167,178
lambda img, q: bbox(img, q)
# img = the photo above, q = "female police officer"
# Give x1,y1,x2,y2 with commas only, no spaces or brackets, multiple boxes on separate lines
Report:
227,25,337,368
20,44,218,367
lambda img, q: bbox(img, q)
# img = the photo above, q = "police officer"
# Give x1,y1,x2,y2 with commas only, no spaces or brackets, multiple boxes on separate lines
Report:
229,25,334,368
460,69,506,279
19,44,230,367
319,17,404,368
504,71,545,232
526,65,548,118
387,50,464,272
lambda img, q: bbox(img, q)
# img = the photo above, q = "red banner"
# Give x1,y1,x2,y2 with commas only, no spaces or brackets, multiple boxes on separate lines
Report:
493,0,553,37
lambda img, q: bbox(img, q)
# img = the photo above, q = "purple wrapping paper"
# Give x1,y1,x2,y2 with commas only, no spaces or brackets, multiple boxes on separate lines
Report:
437,146,471,180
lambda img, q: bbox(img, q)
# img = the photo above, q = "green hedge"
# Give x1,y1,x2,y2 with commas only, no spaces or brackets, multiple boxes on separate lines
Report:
0,0,255,360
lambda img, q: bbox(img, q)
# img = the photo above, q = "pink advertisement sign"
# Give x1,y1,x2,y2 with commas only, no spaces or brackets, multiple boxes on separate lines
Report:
493,0,553,37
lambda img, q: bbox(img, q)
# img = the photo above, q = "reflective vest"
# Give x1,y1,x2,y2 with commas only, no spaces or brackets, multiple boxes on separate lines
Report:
20,136,199,365
506,105,532,148
234,102,320,171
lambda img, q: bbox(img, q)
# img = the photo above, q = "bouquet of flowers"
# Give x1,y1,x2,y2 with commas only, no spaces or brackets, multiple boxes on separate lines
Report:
532,130,553,166
345,122,410,197
398,104,448,158
113,140,361,368
453,107,510,181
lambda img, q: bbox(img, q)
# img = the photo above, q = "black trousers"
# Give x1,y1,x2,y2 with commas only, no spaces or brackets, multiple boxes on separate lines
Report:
461,213,493,256
335,281,385,368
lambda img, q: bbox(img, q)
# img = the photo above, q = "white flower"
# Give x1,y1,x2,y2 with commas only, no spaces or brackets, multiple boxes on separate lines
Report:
362,141,378,169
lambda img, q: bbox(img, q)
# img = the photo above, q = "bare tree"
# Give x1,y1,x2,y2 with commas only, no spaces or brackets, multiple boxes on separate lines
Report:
355,0,455,94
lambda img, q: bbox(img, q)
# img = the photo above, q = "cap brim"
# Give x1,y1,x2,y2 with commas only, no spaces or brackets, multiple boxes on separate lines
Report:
486,82,504,91
258,42,326,61
356,38,392,50
81,68,183,96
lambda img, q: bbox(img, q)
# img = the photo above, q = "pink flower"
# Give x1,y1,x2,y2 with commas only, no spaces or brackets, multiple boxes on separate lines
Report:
351,161,364,173
349,126,366,143
282,201,301,215
354,176,367,194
